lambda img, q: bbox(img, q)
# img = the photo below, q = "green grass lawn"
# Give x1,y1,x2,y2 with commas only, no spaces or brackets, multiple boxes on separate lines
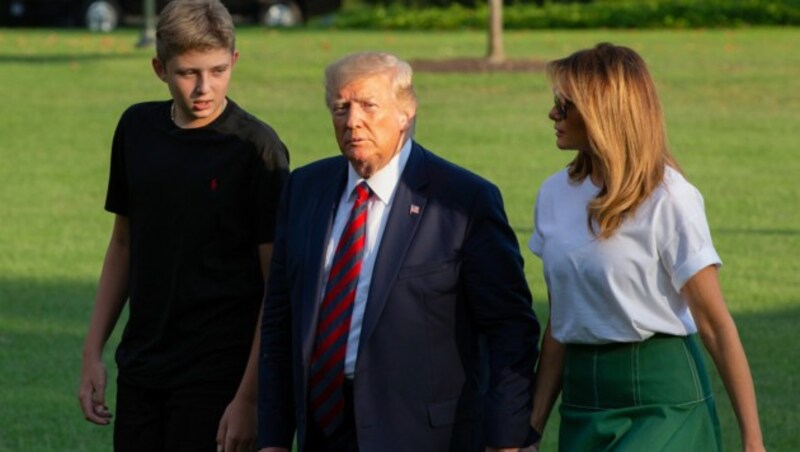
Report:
0,26,798,451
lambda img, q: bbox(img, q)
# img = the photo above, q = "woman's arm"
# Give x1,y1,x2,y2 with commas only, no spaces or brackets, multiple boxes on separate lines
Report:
530,294,565,444
683,265,765,451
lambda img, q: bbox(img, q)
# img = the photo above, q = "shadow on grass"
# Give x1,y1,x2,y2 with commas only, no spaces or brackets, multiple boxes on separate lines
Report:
711,307,800,451
513,226,800,237
0,277,797,450
714,227,800,236
0,277,119,452
0,52,144,65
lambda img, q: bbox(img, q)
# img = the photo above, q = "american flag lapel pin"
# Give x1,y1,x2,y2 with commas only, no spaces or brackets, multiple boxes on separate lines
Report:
409,204,421,215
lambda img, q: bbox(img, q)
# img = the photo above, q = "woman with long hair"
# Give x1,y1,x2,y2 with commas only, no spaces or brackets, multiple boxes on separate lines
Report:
528,43,764,451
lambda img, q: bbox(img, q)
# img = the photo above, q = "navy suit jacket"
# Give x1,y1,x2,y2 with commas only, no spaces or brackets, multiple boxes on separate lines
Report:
259,142,540,451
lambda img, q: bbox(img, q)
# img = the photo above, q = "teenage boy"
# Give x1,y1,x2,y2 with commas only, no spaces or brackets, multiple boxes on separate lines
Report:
77,1,289,450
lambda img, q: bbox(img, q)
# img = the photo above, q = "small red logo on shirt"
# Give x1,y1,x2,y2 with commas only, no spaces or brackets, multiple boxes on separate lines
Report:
210,178,218,191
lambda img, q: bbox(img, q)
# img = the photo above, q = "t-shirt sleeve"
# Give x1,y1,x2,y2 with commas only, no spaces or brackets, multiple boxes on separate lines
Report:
659,184,722,292
104,116,129,216
253,138,290,245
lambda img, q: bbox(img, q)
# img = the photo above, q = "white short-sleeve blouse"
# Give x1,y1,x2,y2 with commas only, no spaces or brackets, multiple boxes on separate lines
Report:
529,167,721,344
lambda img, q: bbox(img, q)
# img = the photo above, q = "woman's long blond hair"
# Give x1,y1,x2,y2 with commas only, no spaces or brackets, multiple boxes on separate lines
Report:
547,43,681,239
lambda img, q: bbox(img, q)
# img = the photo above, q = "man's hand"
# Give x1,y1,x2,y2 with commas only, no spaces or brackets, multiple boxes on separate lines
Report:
216,396,257,452
78,358,112,425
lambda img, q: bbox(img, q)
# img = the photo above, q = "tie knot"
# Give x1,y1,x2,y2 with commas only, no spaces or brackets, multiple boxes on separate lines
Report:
354,182,371,204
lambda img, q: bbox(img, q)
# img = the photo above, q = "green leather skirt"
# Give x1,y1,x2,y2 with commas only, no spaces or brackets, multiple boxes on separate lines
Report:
559,334,722,451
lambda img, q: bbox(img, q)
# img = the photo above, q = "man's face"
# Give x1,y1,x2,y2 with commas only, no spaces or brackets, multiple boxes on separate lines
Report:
331,73,414,178
153,47,238,129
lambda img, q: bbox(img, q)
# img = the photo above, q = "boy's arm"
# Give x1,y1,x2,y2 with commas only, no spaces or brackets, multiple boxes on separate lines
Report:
78,214,131,425
217,243,273,452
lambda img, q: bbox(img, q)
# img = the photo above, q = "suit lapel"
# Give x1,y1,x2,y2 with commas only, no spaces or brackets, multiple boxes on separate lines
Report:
359,143,428,349
301,159,348,366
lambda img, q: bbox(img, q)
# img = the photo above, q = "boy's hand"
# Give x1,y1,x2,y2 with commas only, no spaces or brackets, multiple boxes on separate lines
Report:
78,359,112,425
216,397,257,452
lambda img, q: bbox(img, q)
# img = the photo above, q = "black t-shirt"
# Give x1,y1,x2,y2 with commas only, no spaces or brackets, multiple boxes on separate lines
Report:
105,99,289,388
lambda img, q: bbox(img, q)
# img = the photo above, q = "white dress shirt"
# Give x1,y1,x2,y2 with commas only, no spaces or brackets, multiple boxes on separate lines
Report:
321,139,412,377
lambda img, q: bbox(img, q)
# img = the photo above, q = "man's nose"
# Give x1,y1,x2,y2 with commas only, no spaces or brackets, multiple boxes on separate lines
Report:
345,106,363,128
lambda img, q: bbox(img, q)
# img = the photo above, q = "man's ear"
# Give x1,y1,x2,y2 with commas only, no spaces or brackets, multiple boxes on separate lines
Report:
398,108,415,131
152,57,167,82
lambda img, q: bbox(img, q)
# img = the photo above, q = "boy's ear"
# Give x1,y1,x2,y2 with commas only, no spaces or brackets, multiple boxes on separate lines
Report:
231,50,240,67
152,57,167,81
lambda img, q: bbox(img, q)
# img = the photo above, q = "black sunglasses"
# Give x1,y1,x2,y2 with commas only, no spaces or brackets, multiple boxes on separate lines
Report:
553,96,575,120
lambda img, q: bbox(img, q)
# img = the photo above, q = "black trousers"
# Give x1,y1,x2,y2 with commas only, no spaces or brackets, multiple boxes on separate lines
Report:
113,377,238,452
304,379,359,452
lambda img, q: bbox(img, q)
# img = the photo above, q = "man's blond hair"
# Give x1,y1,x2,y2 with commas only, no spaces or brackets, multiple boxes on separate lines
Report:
324,52,418,114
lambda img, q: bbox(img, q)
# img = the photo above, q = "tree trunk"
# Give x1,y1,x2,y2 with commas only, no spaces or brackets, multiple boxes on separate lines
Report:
137,0,156,48
487,0,505,64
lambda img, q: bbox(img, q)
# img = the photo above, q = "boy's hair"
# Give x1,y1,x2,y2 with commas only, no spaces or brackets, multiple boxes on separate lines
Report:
155,0,236,63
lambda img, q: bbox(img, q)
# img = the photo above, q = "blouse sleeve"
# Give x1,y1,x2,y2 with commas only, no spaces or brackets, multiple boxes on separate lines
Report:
659,183,722,292
528,189,545,257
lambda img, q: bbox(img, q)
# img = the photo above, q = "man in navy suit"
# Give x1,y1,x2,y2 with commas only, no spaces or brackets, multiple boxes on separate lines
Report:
258,51,540,452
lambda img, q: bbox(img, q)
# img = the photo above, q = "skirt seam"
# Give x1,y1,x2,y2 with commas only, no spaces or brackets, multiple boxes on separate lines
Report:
562,393,714,411
632,342,640,406
681,338,703,400
592,349,599,409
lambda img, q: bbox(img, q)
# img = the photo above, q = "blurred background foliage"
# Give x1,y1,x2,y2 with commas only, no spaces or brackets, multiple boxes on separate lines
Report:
325,0,800,29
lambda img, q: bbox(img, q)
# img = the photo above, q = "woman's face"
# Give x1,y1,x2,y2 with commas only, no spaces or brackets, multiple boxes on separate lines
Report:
549,93,591,152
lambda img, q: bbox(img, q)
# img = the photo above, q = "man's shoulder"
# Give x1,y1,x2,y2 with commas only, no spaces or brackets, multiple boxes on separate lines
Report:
293,155,346,179
413,142,496,191
281,156,345,203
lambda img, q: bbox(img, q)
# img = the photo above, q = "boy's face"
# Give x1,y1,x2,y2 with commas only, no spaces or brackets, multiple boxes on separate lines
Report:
152,48,238,129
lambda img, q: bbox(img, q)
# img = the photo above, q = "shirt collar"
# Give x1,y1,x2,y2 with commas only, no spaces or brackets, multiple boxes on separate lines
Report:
345,139,412,205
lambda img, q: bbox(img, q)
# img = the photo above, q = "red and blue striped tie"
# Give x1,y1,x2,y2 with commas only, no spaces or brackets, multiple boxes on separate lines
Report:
310,181,371,435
